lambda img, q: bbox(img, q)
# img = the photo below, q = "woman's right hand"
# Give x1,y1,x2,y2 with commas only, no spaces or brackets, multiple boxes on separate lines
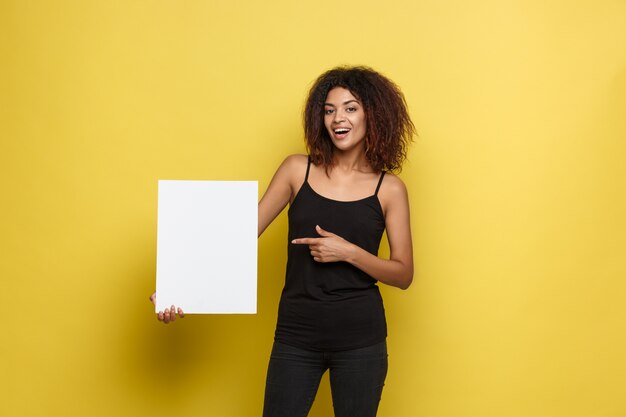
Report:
149,291,185,324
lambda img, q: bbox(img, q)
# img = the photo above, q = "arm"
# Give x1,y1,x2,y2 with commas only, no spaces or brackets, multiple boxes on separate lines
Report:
258,154,306,236
292,175,414,290
349,176,414,289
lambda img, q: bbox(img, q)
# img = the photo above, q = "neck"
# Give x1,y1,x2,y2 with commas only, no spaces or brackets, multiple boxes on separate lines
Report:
332,146,371,172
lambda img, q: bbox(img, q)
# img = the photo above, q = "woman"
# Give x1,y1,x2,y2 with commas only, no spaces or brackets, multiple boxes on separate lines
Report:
151,66,415,417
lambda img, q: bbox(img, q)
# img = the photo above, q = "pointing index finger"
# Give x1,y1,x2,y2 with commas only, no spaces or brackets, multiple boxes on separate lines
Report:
291,237,319,245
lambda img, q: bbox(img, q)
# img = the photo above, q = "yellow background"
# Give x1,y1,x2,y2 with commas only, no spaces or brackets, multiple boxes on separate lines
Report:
2,1,625,416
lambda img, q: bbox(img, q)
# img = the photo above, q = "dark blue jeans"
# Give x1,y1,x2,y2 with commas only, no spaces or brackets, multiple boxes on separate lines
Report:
262,341,388,417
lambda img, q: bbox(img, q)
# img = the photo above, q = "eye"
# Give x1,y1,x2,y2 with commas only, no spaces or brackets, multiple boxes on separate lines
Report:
324,108,334,115
346,107,357,113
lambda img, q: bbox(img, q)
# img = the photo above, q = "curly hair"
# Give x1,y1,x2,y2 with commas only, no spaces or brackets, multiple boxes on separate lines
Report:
303,66,415,173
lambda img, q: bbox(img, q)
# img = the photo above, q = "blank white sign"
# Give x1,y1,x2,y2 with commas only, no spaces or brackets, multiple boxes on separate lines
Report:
155,180,258,314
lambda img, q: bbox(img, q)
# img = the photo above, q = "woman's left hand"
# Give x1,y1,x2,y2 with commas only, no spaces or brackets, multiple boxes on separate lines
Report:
292,225,355,263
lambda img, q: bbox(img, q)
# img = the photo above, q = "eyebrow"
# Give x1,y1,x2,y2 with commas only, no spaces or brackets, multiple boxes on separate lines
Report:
324,100,360,107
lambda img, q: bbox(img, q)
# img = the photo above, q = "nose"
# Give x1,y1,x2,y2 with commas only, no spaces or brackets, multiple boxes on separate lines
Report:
332,109,346,123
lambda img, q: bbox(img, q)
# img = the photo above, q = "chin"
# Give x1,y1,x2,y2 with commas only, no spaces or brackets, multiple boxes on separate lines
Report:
331,141,351,151
334,138,363,152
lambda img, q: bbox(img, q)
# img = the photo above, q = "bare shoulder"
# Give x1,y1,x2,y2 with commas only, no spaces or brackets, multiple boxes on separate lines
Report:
380,173,408,197
280,154,309,171
273,154,309,193
277,154,308,179
378,173,409,213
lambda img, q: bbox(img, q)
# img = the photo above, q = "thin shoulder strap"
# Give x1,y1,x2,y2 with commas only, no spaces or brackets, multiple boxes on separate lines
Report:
374,171,386,196
304,156,312,182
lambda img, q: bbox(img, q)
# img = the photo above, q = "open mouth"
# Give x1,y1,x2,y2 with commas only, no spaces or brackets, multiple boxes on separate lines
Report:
333,128,351,138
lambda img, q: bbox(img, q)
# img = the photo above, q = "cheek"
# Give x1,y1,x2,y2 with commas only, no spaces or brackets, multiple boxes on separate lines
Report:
355,117,367,134
353,113,365,128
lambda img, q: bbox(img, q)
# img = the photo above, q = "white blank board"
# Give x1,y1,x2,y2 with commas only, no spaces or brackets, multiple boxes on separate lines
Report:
156,180,258,314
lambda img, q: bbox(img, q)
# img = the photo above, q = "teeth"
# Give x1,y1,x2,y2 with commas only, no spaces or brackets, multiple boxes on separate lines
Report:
335,128,350,134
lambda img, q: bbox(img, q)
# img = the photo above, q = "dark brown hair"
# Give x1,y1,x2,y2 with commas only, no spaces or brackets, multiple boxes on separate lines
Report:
303,66,415,173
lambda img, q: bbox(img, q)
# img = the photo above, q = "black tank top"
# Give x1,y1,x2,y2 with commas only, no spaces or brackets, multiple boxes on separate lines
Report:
274,157,387,351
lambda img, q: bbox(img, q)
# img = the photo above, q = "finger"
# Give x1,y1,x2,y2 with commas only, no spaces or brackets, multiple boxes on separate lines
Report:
149,291,156,305
163,308,171,324
158,311,164,321
310,250,321,258
170,305,176,322
315,225,335,237
177,307,185,318
292,238,319,245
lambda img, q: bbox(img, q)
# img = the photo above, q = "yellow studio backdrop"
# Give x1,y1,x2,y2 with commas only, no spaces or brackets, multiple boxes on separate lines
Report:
1,1,625,416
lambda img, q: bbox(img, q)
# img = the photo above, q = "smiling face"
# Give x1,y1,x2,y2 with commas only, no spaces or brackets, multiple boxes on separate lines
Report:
323,87,367,153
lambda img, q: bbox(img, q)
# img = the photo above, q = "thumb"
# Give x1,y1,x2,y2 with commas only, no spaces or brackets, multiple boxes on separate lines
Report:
315,225,335,237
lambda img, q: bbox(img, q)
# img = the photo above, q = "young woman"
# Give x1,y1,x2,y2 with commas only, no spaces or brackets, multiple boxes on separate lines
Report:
151,66,415,417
